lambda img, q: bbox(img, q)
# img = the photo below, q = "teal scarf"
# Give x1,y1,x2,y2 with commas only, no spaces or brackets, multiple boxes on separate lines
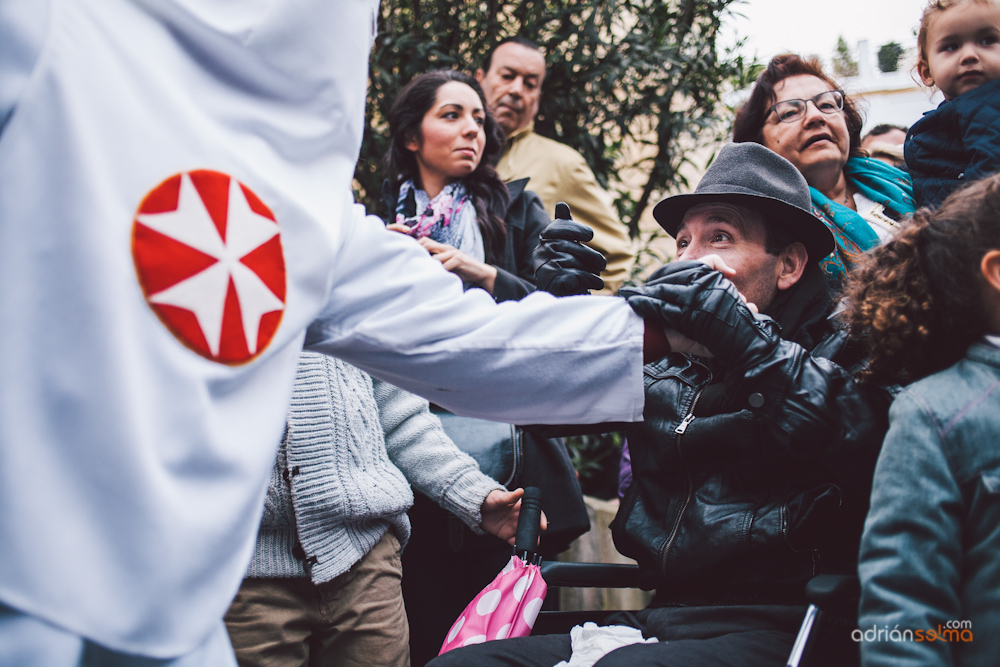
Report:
811,157,915,280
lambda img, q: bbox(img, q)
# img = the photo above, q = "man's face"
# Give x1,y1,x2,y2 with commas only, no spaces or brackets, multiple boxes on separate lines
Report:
475,42,546,136
861,128,906,149
674,203,786,312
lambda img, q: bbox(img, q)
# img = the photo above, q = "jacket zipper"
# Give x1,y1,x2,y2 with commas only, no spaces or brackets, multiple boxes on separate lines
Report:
656,375,709,574
675,413,695,434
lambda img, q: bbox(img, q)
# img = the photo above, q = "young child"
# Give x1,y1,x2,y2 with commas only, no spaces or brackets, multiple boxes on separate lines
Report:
905,0,1000,209
845,174,1000,666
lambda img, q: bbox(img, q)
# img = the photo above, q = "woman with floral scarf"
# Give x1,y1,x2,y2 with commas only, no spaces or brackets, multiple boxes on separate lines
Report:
380,69,551,303
378,70,593,664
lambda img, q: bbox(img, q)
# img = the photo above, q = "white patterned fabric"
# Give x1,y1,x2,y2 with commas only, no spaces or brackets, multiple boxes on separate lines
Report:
553,623,658,667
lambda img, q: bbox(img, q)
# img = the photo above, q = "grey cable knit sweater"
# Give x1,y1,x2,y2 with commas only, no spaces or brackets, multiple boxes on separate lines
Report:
247,352,503,584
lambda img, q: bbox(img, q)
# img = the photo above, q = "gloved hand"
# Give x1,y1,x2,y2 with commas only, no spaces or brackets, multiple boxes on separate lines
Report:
533,202,606,296
620,261,780,370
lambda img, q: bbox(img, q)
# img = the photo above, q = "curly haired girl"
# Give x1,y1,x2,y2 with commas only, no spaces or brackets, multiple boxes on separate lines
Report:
846,173,1000,666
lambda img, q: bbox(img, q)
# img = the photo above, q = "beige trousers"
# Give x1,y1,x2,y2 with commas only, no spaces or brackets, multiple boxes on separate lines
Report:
225,532,409,667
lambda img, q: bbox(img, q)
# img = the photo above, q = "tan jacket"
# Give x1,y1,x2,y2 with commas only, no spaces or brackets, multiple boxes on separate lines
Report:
497,125,635,292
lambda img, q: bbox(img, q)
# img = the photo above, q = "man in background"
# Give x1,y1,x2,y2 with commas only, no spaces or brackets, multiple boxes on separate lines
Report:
861,123,908,170
861,123,907,150
476,37,635,292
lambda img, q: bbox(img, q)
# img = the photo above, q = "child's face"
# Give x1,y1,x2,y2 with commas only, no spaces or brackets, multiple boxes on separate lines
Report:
919,0,1000,100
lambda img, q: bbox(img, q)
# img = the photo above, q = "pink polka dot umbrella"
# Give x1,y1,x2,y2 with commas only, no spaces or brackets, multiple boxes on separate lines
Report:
438,488,548,654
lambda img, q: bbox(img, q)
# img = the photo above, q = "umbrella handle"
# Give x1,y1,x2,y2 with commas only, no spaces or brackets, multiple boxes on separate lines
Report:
514,486,543,564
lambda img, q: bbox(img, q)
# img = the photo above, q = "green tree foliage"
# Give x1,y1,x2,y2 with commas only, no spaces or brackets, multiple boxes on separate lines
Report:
832,36,859,79
358,0,755,239
565,431,625,499
876,41,905,73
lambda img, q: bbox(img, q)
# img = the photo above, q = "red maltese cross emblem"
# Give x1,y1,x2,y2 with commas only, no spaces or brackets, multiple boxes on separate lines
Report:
132,170,286,365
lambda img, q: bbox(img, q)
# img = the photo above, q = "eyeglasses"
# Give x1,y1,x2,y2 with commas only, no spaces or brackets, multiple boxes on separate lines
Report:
767,90,845,123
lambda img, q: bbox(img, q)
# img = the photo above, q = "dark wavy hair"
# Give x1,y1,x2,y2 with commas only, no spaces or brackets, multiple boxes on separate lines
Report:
384,69,509,263
732,54,865,160
843,173,1000,385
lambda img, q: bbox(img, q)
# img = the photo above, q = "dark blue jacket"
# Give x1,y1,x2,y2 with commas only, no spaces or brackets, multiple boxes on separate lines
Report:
905,78,1000,209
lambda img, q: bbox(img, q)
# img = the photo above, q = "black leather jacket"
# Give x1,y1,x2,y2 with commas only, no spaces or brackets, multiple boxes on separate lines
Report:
613,281,890,605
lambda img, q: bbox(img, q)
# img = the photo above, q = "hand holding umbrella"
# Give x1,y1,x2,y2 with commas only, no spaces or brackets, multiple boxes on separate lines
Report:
480,488,548,546
439,488,549,654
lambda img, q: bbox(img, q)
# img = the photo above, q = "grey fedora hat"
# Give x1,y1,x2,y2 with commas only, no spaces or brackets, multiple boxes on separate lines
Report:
653,142,834,262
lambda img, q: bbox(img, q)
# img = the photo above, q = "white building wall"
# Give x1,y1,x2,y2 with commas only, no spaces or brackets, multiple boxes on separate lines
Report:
845,39,943,133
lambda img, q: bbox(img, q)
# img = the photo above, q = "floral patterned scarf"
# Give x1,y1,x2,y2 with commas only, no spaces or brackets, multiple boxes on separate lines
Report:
395,180,484,262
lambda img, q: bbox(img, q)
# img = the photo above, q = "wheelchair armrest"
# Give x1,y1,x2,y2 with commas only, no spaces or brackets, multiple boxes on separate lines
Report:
540,561,641,588
804,575,860,610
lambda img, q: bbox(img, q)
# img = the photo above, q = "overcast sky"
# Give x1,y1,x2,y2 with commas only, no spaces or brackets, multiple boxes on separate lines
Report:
722,0,929,67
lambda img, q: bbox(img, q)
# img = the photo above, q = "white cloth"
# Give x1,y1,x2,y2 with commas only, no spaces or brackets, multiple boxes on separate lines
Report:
853,191,899,243
553,623,658,667
0,0,644,659
0,601,237,667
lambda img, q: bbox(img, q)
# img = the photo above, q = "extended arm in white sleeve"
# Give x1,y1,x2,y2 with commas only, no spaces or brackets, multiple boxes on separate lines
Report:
306,205,645,425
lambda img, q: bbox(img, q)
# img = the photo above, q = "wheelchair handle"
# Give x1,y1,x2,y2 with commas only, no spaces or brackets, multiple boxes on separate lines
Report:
513,486,543,564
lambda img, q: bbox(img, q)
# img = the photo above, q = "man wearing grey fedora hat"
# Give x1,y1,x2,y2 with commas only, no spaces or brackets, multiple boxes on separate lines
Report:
431,142,891,667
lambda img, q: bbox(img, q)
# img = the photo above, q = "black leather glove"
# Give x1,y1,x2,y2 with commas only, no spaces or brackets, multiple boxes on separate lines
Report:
533,202,606,296
620,261,781,370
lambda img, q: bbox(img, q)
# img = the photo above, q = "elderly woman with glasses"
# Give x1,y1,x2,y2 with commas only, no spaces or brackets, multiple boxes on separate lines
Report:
733,54,915,278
